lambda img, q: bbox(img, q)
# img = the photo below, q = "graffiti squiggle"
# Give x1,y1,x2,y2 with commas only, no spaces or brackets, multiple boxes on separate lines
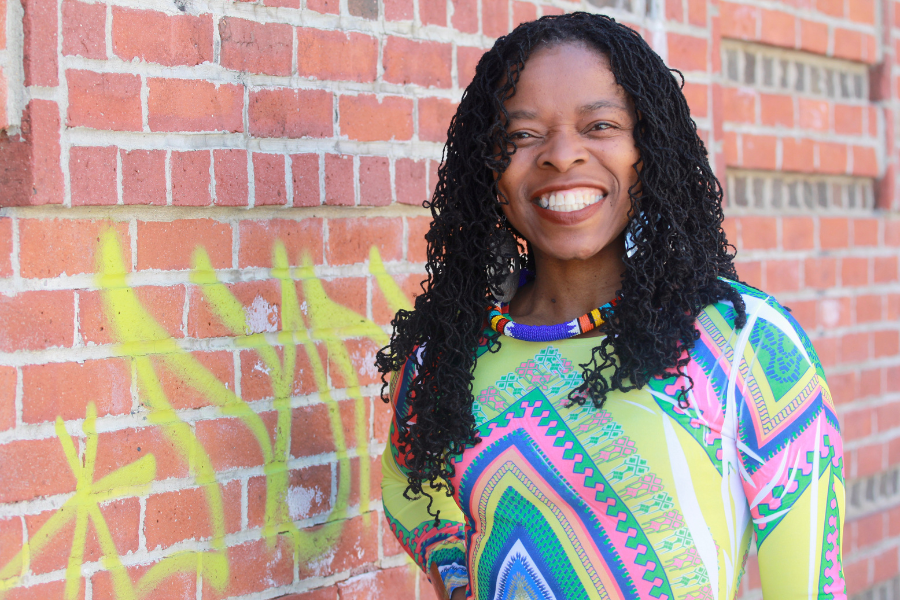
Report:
0,227,414,599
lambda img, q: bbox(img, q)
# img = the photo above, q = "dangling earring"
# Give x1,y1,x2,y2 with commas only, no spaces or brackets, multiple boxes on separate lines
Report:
624,215,641,259
487,218,521,304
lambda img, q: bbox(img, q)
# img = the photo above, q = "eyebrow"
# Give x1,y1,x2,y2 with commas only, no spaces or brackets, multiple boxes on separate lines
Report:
505,100,628,122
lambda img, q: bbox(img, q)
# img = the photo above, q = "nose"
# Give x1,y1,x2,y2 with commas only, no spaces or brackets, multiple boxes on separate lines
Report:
537,129,589,172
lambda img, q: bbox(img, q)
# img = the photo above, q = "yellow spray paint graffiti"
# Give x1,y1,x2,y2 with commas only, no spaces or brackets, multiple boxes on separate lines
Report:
0,227,415,599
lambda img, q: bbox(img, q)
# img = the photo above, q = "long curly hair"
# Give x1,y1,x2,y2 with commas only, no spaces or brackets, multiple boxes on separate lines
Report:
376,12,747,521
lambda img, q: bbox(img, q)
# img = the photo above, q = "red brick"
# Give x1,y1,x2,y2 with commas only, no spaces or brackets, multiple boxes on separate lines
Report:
840,332,869,363
666,0,683,21
383,37,452,88
203,536,293,598
384,0,412,19
250,89,333,138
172,150,212,206
0,517,23,573
853,218,879,247
407,216,430,263
0,70,7,141
145,350,234,410
452,0,478,32
296,28,378,83
340,94,413,142
144,487,214,550
213,149,249,207
834,104,863,136
798,98,829,132
874,547,899,583
736,260,762,289
799,19,828,54
742,135,777,170
26,498,139,577
720,1,757,40
67,70,142,131
122,149,166,205
834,28,865,62
419,97,457,143
852,146,878,177
682,82,708,118
0,217,11,277
187,279,281,338
759,9,796,48
195,415,275,471
722,87,756,124
62,0,106,59
23,0,58,86
849,0,876,24
0,290,74,351
667,33,707,71
14,102,63,206
782,137,815,172
70,146,117,206
0,366,13,431
857,295,883,323
820,217,849,249
95,425,189,481
292,153,321,207
20,218,129,279
841,261,867,290
804,257,837,289
782,217,814,250
327,217,403,266
238,219,324,268
254,153,288,206
112,8,213,66
92,560,195,600
686,0,706,25
22,358,131,423
875,331,900,358
79,285,184,345
765,260,800,293
359,156,391,207
248,464,331,526
219,17,292,76
0,438,76,502
817,142,848,174
739,216,777,250
457,45,482,88
396,158,427,206
843,407,873,441
324,153,354,206
137,219,232,271
290,402,349,457
482,0,509,37
308,0,339,14
148,79,243,133
874,256,898,283
240,344,318,401
339,566,417,600
888,220,900,246
297,515,377,579
816,0,843,17
512,1,536,27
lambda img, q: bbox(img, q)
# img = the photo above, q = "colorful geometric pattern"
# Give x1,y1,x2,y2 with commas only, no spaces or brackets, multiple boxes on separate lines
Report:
382,280,846,599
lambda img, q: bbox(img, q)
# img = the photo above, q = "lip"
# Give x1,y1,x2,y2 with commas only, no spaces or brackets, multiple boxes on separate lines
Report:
534,195,606,225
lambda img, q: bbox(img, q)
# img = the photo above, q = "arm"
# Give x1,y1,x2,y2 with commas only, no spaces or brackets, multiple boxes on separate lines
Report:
735,298,845,598
381,357,470,599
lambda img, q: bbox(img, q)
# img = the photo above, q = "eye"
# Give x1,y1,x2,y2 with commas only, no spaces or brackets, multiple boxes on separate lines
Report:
509,131,534,140
589,121,613,132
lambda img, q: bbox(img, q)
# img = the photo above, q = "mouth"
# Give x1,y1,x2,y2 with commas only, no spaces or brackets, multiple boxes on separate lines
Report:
535,187,607,213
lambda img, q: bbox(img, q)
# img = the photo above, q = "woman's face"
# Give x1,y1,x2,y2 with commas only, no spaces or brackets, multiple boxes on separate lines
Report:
497,42,639,263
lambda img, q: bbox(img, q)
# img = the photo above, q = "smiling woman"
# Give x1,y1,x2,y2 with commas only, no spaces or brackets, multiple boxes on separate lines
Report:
377,12,845,600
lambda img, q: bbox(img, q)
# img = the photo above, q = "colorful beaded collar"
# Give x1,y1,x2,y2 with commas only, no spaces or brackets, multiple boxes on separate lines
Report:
488,300,614,342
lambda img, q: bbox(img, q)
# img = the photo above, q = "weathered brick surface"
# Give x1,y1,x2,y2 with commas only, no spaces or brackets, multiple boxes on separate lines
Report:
0,1,897,599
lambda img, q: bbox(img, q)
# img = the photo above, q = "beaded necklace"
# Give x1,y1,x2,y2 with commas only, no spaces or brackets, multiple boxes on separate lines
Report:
488,300,614,342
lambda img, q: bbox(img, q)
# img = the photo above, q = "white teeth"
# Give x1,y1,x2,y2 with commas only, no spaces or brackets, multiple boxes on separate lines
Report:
536,188,606,213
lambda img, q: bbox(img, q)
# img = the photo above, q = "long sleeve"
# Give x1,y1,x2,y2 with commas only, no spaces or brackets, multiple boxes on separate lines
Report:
381,353,469,596
734,295,845,599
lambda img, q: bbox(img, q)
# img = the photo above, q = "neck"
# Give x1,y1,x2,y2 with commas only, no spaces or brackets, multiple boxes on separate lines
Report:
509,234,626,328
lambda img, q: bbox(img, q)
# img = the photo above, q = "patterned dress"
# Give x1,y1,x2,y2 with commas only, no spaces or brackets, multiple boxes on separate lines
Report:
381,281,846,599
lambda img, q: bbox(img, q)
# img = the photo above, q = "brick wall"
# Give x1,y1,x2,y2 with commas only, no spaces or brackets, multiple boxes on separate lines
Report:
0,0,896,598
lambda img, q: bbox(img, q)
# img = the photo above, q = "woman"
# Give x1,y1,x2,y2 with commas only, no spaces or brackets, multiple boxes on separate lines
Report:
378,13,844,600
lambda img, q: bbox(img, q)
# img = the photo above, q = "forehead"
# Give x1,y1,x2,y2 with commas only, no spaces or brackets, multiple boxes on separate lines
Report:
504,42,631,113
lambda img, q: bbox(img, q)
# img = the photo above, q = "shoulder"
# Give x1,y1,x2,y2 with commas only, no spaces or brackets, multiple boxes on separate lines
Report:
695,278,827,381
